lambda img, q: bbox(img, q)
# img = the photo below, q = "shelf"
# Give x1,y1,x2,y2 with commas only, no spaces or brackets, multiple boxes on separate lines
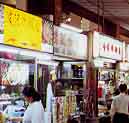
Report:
75,94,83,96
98,79,111,81
71,78,84,80
58,78,84,80
58,79,83,85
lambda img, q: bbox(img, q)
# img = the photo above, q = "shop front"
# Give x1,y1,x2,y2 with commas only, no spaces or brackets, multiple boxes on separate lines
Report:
0,4,56,123
46,25,88,123
116,44,129,88
0,4,88,123
86,31,124,123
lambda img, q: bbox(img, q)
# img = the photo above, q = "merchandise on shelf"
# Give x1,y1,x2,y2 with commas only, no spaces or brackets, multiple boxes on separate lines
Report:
52,90,77,123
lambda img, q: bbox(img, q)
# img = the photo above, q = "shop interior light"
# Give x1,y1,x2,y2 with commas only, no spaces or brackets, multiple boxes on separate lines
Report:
64,61,85,64
52,55,75,61
0,45,19,54
99,58,116,63
36,59,58,67
19,49,52,60
66,17,72,22
94,58,116,64
94,59,104,68
119,62,129,71
60,23,83,33
0,34,4,43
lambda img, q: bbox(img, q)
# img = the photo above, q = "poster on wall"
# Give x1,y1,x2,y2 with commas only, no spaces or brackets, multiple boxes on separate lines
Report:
93,32,123,60
0,60,29,85
4,5,42,51
42,20,53,53
54,26,87,59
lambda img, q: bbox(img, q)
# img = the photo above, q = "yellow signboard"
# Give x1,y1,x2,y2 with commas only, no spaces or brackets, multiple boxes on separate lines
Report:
4,5,42,50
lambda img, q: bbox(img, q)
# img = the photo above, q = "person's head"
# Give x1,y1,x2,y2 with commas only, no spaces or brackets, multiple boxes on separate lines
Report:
119,84,127,93
113,88,120,96
22,86,41,103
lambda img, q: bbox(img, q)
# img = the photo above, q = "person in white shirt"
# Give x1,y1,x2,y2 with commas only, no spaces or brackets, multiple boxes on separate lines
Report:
111,84,129,123
9,86,44,123
22,86,44,123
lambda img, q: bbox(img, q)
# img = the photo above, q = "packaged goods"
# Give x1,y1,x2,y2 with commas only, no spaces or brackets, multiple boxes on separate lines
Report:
52,90,77,123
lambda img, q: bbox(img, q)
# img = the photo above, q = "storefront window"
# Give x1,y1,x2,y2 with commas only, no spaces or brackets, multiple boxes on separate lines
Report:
0,51,35,122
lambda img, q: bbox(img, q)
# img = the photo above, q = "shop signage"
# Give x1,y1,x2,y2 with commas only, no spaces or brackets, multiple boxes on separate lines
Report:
42,20,53,53
93,32,123,60
54,26,87,59
4,5,42,50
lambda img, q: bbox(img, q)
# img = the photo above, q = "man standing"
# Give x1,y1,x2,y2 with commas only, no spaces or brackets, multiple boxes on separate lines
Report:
111,84,129,123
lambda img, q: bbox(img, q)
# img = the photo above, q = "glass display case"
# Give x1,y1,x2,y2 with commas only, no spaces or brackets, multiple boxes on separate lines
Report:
0,51,35,123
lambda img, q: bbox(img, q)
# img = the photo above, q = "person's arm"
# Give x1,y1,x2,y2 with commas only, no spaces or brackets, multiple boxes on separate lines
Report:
110,100,116,115
110,98,117,122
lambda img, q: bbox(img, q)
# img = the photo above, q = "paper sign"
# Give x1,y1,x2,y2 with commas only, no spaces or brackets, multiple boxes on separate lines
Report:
4,5,42,50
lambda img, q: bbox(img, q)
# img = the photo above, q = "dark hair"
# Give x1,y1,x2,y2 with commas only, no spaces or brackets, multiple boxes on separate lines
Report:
22,86,41,102
119,84,127,93
113,88,120,96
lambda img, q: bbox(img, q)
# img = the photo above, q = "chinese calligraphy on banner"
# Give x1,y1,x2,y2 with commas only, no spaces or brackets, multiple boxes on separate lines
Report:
93,32,123,60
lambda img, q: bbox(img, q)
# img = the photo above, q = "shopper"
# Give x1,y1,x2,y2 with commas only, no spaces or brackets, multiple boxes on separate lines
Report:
9,86,44,123
111,84,129,123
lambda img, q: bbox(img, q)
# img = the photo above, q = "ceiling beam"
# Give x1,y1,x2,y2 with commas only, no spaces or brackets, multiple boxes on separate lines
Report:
27,0,53,15
63,0,129,38
54,0,62,25
120,27,129,38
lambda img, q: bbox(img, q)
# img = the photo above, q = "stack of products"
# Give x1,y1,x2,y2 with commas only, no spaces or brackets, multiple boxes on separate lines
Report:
52,90,77,123
52,97,64,123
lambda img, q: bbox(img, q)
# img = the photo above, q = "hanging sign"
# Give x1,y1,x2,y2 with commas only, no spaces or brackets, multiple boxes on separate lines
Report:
4,5,42,50
54,26,87,59
93,32,123,60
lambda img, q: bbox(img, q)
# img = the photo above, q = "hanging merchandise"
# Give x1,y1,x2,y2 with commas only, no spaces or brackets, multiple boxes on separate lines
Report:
46,82,54,113
52,90,77,123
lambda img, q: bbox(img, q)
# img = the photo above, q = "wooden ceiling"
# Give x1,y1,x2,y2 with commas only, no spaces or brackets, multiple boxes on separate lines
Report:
1,0,16,6
70,0,129,30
